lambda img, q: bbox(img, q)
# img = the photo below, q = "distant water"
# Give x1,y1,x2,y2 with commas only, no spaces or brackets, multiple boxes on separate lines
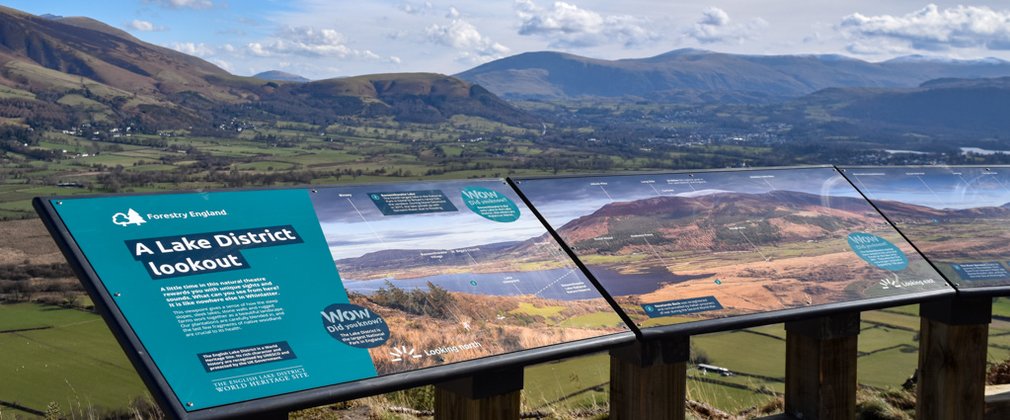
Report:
343,268,599,300
961,147,1010,156
587,265,714,296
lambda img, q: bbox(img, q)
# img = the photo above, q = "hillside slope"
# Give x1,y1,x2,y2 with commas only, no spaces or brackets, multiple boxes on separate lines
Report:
0,6,533,128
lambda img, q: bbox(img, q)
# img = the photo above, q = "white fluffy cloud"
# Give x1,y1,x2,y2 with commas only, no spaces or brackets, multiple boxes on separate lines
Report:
685,7,766,44
146,0,213,10
126,19,165,32
426,8,510,64
247,26,386,61
172,42,215,57
840,4,1010,53
514,0,657,48
399,1,433,16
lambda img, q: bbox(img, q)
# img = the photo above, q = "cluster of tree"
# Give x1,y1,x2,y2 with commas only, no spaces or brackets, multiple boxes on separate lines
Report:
0,263,74,281
368,281,456,319
0,97,75,127
0,139,62,161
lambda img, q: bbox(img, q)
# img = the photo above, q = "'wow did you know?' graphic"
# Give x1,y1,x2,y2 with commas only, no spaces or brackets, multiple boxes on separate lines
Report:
847,232,909,271
321,304,390,348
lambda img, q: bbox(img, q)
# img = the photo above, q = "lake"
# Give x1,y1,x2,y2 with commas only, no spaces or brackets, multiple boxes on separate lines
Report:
343,267,601,300
588,265,714,296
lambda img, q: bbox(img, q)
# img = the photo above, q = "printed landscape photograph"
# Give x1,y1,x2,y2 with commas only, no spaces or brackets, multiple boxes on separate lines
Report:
309,179,624,374
846,166,1010,289
516,167,947,328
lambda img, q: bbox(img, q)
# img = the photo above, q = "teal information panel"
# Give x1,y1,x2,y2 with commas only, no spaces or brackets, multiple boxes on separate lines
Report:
842,166,1010,290
53,190,377,411
49,180,626,412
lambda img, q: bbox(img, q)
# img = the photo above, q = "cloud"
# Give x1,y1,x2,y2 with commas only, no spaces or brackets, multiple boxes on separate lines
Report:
399,1,433,15
685,7,766,44
247,26,389,61
146,0,213,10
209,58,233,72
839,4,1010,53
126,19,165,32
172,42,215,57
514,0,657,48
426,9,510,63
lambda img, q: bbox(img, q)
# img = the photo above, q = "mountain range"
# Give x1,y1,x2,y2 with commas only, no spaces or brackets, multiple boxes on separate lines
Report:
556,190,881,253
873,199,1010,220
457,49,1010,102
0,6,532,128
4,4,1010,135
253,71,310,83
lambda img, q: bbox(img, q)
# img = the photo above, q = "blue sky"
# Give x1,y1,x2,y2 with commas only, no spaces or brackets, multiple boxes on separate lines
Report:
516,167,864,226
310,180,547,260
845,167,1010,209
10,1,1010,79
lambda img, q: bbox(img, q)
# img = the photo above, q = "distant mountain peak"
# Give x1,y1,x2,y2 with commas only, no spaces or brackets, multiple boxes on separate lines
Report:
457,48,1010,102
253,70,311,83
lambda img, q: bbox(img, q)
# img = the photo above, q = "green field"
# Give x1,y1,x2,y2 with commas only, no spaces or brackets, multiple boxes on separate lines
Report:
0,304,146,417
5,297,1010,418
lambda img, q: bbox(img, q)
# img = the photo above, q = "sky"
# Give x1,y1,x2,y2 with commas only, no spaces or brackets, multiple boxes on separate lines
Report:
516,167,863,226
309,180,548,260
845,167,1010,209
9,1,1010,80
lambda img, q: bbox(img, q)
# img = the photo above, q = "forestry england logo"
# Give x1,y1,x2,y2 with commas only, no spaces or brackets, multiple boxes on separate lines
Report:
112,209,146,227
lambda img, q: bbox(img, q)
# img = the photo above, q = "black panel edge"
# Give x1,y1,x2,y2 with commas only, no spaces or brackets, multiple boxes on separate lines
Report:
637,288,952,339
506,177,645,339
511,164,835,182
33,192,637,419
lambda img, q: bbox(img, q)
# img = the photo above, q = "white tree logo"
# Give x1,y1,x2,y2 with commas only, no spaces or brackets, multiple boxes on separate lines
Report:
879,277,902,290
112,209,146,227
389,346,422,362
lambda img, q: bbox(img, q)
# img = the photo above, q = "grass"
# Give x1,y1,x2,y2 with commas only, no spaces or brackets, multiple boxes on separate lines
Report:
509,302,565,319
0,303,146,415
523,353,609,412
693,330,785,379
857,346,918,388
559,311,624,329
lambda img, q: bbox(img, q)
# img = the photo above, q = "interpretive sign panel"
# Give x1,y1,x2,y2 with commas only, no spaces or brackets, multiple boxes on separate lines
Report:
512,167,952,335
841,166,1010,293
35,179,630,419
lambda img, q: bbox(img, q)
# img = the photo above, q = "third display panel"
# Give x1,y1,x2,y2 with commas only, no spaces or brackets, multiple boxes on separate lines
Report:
513,167,950,333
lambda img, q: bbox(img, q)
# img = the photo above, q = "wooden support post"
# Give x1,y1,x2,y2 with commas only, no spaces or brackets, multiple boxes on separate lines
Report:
917,296,992,420
434,367,523,420
784,312,860,420
609,335,689,420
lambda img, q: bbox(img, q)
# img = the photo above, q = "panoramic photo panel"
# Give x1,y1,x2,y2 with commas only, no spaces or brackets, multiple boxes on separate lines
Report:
842,166,1010,291
309,179,627,375
514,167,949,330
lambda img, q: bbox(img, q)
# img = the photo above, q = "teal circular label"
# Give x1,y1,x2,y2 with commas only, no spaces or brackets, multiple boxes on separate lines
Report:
321,303,390,348
461,186,520,223
847,232,908,271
